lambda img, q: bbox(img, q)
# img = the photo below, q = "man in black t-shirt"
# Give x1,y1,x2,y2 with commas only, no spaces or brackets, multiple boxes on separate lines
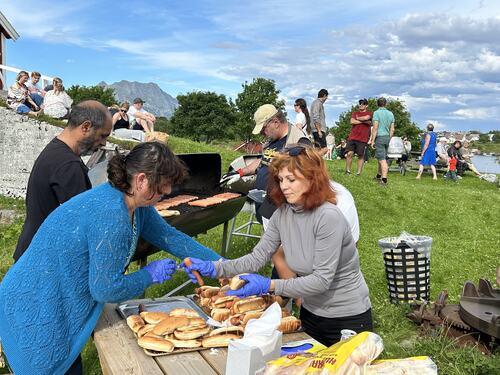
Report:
14,100,112,262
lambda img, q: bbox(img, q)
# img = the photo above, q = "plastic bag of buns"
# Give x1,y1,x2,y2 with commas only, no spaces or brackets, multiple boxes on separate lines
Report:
264,331,383,375
366,356,437,374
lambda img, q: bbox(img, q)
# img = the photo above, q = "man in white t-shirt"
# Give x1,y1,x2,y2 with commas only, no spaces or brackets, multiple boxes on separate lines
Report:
127,97,156,132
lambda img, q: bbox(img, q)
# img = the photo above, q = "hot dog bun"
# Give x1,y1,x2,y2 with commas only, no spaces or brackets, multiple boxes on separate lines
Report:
137,336,174,353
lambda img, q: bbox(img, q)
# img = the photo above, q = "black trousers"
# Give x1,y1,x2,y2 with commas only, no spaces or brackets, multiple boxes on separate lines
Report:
300,306,373,347
65,354,83,375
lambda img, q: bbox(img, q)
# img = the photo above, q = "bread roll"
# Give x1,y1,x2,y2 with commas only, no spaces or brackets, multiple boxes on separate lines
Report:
209,326,244,337
126,315,145,333
232,297,266,314
168,308,200,318
137,324,156,337
229,275,248,290
278,316,301,333
202,333,241,348
168,338,202,348
140,311,170,324
229,314,243,326
212,295,235,306
174,326,211,340
152,316,190,335
137,336,174,353
241,310,264,326
200,286,221,298
211,308,231,322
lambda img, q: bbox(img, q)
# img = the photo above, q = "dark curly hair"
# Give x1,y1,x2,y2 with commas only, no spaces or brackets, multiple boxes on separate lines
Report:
107,142,187,196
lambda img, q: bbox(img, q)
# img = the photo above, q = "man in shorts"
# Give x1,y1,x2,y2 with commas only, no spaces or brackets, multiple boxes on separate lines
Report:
310,89,329,156
345,98,372,175
369,97,394,186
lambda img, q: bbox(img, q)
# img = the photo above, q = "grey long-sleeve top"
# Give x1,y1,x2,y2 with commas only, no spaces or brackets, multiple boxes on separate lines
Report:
215,202,371,318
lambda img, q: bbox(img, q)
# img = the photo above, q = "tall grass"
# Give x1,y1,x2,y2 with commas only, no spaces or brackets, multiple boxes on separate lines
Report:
0,138,498,374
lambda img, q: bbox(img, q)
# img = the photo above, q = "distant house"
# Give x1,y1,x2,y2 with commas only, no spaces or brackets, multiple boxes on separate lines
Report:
0,11,19,90
467,133,480,142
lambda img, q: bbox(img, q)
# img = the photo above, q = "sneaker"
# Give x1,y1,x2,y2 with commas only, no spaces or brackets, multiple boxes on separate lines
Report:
379,180,387,186
373,176,381,181
457,175,463,179
345,170,351,175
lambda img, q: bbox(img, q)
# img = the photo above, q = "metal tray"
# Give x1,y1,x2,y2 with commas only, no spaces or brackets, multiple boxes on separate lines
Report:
116,296,210,321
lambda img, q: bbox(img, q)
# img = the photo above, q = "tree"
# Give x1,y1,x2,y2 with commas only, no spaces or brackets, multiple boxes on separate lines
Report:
66,85,117,107
169,91,237,143
235,78,286,139
333,98,422,149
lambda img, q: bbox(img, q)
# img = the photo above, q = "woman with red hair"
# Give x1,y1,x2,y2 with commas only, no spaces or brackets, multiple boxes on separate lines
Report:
183,145,372,345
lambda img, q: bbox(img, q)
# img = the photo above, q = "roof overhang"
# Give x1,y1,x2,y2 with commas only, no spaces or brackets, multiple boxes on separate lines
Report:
0,12,20,41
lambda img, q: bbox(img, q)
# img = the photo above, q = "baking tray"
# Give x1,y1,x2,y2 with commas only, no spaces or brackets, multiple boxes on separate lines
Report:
116,296,210,320
117,296,219,357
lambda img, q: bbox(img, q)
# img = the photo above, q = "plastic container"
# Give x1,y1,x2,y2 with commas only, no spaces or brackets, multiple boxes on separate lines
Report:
378,234,432,304
340,329,357,341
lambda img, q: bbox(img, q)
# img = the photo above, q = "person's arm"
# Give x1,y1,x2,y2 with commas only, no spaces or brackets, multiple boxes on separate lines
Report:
272,247,297,279
240,158,261,176
112,112,120,127
369,120,379,146
311,101,322,134
215,212,283,277
140,206,222,261
88,209,152,303
51,161,91,204
269,209,347,298
421,134,430,156
389,122,395,138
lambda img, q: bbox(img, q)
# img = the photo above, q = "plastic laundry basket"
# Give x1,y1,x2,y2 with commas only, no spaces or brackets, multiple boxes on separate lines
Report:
378,235,432,304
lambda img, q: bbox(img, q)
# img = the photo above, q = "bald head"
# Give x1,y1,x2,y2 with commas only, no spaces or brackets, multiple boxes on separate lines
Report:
67,100,111,130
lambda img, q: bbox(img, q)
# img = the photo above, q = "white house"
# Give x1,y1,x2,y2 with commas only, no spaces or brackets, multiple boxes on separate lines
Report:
0,11,19,90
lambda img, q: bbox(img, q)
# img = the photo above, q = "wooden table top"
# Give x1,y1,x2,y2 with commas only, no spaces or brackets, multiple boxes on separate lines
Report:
94,303,310,375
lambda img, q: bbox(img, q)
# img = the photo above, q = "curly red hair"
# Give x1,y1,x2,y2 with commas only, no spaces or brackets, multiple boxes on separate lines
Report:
268,145,336,210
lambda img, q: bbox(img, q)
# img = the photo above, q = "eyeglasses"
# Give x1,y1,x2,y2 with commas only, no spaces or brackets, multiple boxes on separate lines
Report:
294,104,299,107
285,144,307,157
262,118,276,132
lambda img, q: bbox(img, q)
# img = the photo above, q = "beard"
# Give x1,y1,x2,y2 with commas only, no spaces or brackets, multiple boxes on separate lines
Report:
78,136,99,156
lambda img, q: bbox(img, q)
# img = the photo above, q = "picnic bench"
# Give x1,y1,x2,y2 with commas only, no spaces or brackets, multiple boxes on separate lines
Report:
94,303,311,375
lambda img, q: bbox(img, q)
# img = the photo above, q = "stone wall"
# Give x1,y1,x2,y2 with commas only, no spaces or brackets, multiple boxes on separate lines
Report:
0,107,62,198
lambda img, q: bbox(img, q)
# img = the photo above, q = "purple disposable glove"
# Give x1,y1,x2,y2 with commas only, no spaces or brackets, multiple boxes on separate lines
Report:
143,258,177,284
179,257,217,283
225,274,271,298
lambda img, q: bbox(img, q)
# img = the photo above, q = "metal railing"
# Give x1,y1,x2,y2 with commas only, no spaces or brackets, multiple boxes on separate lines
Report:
0,64,54,90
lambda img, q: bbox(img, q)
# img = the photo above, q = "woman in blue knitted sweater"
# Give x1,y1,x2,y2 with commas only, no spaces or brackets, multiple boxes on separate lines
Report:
0,142,222,375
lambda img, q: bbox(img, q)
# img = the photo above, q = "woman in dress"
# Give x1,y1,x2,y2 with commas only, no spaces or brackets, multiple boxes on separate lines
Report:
183,145,372,346
0,142,222,375
42,77,73,119
293,98,311,136
7,71,41,115
416,123,437,180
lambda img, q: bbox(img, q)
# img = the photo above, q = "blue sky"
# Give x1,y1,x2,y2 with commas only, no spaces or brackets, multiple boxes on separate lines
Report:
2,0,500,132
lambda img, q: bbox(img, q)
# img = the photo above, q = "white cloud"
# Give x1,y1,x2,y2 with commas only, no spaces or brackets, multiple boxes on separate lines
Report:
451,107,499,120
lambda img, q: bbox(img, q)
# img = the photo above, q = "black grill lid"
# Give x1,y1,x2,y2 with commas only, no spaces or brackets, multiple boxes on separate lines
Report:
171,153,221,194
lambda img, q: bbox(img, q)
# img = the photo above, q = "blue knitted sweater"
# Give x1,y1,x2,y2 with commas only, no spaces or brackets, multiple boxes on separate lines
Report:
0,183,221,375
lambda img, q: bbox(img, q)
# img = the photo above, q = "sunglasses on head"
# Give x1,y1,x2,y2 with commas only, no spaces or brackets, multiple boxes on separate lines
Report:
285,144,307,157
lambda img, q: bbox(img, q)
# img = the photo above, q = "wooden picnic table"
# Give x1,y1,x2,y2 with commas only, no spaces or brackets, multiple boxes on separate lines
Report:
94,303,311,375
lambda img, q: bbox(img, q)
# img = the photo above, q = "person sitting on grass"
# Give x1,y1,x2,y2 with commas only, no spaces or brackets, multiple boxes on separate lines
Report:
42,77,73,119
7,71,41,116
25,71,45,105
128,97,156,132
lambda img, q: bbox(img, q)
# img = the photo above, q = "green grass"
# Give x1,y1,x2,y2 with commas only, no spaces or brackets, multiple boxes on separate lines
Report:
0,139,499,374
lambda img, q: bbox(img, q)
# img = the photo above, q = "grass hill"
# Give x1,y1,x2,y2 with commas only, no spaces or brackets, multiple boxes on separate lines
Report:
0,136,499,375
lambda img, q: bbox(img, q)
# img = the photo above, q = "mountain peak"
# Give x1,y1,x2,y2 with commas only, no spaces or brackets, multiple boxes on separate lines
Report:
100,80,178,118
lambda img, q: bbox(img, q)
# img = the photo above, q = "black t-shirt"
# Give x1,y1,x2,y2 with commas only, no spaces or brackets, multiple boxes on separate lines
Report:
14,138,91,261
